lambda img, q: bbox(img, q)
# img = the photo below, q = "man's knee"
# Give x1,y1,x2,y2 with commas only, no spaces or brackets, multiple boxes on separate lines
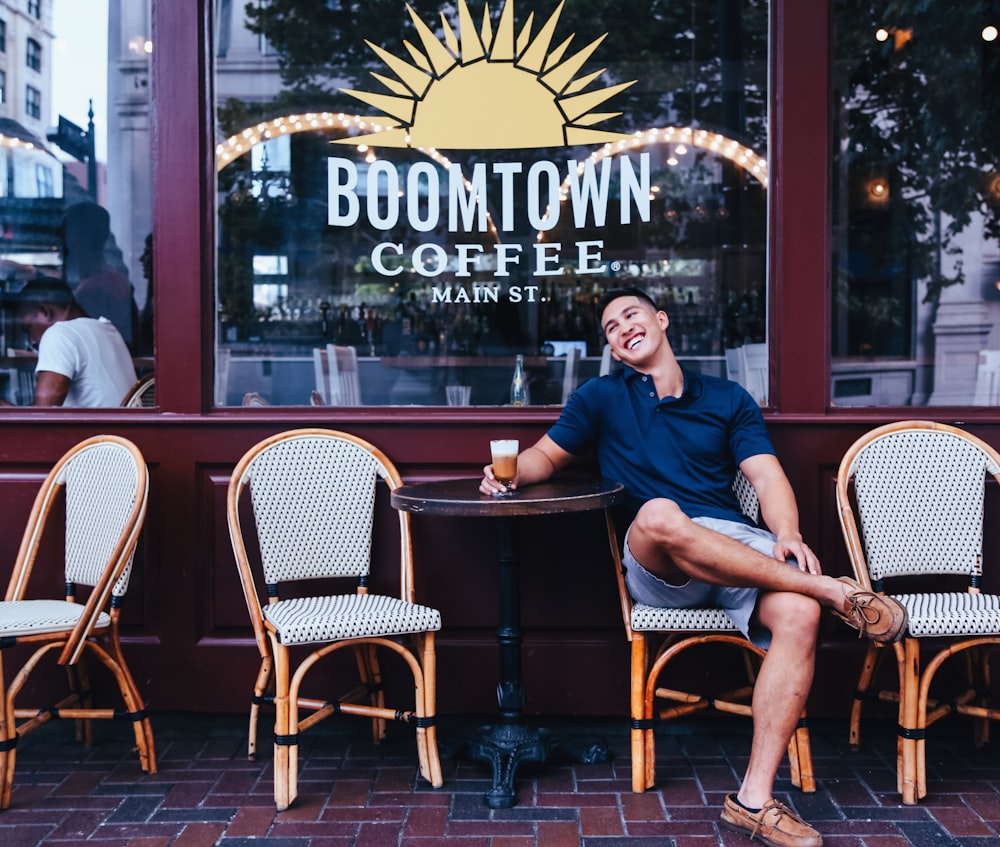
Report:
633,498,692,546
761,592,821,642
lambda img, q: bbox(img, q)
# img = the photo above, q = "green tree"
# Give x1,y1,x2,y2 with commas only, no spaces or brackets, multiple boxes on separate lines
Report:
834,0,1000,304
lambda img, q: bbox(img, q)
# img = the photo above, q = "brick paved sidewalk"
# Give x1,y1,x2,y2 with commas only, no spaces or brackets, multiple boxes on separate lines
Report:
1,712,997,847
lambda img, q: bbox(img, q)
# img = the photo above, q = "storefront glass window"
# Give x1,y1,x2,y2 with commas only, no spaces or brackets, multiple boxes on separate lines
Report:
214,0,769,406
832,2,1000,407
0,1,153,408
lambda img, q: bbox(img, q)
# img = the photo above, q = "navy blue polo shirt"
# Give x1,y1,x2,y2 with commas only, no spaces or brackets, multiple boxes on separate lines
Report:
547,365,775,525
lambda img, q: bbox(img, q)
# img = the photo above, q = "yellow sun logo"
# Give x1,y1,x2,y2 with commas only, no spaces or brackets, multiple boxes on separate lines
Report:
337,0,635,150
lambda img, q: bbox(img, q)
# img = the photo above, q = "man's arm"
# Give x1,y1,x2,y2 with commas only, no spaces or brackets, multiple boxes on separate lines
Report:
31,370,71,406
739,453,821,574
479,434,575,495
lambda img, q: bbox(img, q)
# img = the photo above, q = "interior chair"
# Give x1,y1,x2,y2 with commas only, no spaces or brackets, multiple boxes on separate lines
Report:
836,420,1000,804
739,343,768,405
724,348,743,385
216,346,231,406
599,343,616,376
560,346,582,404
606,472,815,794
0,434,155,810
16,368,36,406
226,428,443,810
312,344,361,406
972,350,1000,405
121,373,155,407
241,391,271,407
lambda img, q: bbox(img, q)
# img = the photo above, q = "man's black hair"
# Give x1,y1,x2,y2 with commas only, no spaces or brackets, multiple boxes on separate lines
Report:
14,277,76,310
595,286,660,323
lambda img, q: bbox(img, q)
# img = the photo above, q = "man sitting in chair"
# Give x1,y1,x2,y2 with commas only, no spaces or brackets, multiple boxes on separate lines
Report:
479,286,907,847
2,278,136,407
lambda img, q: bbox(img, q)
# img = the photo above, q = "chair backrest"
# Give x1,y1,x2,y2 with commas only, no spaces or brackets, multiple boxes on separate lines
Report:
724,348,743,384
973,350,1000,405
739,343,768,405
242,391,271,406
216,347,231,406
228,429,412,599
313,344,361,406
17,367,36,405
560,346,582,404
837,420,1000,585
121,374,155,407
6,435,149,663
731,469,761,524
599,343,625,377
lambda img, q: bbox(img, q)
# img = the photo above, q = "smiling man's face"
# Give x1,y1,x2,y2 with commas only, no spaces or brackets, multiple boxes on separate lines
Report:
601,295,670,364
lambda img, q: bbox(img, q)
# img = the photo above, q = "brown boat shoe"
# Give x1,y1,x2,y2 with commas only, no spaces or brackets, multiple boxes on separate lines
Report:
720,794,823,847
831,576,908,643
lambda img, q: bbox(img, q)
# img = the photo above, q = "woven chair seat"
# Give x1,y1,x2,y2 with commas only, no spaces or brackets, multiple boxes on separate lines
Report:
893,592,1000,637
631,604,739,632
264,593,442,645
0,599,110,638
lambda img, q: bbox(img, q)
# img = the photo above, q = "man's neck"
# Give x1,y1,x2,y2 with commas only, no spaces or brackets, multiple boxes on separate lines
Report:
638,347,684,399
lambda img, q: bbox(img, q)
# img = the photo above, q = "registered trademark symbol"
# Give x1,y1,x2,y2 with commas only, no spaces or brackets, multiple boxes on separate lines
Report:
611,261,622,272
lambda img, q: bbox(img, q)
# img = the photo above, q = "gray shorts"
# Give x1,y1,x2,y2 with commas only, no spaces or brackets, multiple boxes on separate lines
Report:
622,515,791,649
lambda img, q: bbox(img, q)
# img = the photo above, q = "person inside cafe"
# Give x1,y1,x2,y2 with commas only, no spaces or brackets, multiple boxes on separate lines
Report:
1,277,137,407
479,286,907,847
60,201,138,350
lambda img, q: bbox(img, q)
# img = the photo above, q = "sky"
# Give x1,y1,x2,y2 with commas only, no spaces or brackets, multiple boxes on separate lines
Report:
50,0,110,160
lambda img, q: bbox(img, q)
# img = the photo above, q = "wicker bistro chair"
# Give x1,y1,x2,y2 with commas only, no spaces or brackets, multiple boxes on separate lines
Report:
226,428,443,810
312,344,361,406
606,472,815,794
0,435,154,810
836,420,1000,805
120,373,155,407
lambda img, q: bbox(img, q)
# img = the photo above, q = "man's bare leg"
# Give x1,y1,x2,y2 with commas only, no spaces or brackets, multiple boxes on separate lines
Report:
628,498,846,608
736,590,818,809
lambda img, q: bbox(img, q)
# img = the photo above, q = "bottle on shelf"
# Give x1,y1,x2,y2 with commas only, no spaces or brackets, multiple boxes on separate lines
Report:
510,354,530,406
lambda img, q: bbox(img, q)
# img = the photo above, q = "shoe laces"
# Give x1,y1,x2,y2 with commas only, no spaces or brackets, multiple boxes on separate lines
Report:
845,592,882,631
752,800,805,837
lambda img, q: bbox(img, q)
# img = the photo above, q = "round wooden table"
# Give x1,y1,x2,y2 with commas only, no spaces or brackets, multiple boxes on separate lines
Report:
391,476,623,808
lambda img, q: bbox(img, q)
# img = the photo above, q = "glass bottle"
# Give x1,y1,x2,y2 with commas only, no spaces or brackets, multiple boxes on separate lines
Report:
510,354,530,406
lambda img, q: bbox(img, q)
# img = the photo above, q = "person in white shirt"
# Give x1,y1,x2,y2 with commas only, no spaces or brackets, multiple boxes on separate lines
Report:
4,278,137,407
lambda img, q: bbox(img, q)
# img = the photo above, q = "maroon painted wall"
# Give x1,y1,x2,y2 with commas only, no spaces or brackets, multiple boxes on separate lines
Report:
0,1,997,726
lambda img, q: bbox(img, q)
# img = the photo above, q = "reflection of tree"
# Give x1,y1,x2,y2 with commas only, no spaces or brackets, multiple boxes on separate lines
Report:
243,0,768,147
835,0,1000,305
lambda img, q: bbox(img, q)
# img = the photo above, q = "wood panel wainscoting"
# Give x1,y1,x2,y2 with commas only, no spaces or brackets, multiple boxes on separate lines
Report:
1,414,998,719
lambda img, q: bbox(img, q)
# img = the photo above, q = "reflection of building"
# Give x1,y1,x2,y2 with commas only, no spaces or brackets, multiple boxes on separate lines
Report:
0,0,54,141
0,2,62,278
106,1,152,308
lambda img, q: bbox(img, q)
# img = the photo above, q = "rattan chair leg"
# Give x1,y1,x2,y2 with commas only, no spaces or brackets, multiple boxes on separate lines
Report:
898,637,920,805
271,641,295,811
102,623,157,774
417,632,443,788
0,746,13,811
0,655,12,811
788,722,815,791
849,642,883,750
630,633,650,792
248,655,274,759
65,661,93,745
354,644,386,744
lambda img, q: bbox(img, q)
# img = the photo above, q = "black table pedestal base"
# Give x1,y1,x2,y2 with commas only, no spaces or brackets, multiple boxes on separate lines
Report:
468,723,611,808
